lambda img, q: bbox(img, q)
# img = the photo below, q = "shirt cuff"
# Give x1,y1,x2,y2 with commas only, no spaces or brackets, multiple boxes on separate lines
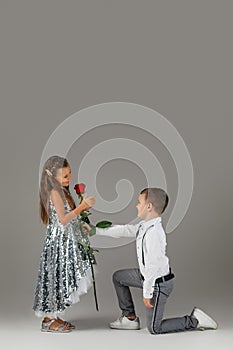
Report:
143,288,154,299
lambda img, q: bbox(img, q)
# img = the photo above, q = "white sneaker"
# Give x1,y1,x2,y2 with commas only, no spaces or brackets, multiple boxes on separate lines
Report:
192,307,218,330
109,315,140,330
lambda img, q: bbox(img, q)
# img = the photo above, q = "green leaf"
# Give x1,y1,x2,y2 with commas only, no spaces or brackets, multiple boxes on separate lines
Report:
89,226,96,237
80,242,89,251
77,221,82,229
96,220,112,228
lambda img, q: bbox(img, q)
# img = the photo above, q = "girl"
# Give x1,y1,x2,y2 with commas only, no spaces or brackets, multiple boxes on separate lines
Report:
33,155,95,333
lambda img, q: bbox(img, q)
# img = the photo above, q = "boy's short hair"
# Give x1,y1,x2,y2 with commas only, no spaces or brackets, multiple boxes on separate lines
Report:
140,188,169,215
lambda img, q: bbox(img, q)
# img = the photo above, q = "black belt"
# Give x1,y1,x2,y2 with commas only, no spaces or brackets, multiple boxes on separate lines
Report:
154,268,175,284
140,268,175,283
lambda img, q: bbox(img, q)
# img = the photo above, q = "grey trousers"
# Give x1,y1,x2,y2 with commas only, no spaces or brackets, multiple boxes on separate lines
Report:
112,268,198,334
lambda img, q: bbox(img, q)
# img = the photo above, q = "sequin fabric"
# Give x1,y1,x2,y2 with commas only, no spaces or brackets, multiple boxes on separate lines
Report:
33,196,95,317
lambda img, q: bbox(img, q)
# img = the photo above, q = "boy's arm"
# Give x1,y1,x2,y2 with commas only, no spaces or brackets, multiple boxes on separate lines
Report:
142,228,166,299
96,223,140,238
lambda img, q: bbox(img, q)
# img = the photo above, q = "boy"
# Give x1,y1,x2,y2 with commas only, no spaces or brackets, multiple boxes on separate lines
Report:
94,188,217,334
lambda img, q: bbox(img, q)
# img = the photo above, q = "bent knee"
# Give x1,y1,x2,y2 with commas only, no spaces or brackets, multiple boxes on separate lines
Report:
147,324,161,335
112,270,121,283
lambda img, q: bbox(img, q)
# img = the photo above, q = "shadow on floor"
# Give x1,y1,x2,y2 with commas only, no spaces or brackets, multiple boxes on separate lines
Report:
68,316,114,330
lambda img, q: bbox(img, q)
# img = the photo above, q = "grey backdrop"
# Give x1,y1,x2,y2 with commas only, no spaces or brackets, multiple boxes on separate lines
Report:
0,0,232,348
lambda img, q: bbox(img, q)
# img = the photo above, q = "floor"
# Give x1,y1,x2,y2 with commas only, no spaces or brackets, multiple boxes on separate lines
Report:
2,304,233,350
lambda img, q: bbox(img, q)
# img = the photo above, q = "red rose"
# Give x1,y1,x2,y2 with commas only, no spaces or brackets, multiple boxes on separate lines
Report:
74,183,86,195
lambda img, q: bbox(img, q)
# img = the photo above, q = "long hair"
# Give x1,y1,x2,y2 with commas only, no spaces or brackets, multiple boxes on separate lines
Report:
39,155,76,224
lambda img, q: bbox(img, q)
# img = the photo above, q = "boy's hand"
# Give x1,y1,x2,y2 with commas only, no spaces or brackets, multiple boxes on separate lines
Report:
82,223,96,237
82,223,92,235
143,298,153,308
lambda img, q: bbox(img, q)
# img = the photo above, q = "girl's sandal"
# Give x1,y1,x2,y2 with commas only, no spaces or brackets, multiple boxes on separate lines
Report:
57,317,76,329
64,321,75,329
41,318,72,333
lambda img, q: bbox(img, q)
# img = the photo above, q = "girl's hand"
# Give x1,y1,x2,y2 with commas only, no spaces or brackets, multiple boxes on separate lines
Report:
82,195,95,210
82,223,92,235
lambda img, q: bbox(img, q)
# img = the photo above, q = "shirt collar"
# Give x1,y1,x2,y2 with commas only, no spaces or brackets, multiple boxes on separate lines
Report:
140,216,161,230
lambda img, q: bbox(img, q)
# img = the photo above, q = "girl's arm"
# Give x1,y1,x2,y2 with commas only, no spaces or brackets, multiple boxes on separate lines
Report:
51,189,95,225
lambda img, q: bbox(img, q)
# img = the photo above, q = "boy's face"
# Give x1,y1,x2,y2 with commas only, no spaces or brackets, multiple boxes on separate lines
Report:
136,193,149,219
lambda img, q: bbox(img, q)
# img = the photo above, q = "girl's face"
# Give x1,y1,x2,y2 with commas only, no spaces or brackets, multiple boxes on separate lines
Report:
55,166,72,187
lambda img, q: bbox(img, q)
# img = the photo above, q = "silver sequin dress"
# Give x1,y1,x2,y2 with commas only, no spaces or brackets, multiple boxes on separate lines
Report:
33,196,95,318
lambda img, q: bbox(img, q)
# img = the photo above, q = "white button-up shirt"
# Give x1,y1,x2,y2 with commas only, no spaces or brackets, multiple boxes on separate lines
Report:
96,217,170,298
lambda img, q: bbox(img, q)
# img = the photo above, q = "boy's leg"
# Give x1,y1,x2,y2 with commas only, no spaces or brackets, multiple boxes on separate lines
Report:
146,280,198,334
112,268,143,317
